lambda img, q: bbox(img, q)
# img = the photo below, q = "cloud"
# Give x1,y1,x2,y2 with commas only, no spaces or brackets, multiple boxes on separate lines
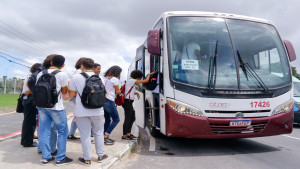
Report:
0,0,300,80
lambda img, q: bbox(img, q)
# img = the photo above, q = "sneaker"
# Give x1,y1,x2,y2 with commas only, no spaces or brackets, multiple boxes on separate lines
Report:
56,156,73,166
104,138,114,145
78,157,91,166
41,157,55,165
129,134,138,140
68,135,80,139
97,154,108,163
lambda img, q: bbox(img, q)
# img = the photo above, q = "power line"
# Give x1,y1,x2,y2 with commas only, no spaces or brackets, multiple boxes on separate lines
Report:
0,20,57,54
0,51,24,62
0,54,30,68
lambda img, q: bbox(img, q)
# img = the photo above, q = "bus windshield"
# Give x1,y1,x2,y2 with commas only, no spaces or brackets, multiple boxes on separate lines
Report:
168,17,291,90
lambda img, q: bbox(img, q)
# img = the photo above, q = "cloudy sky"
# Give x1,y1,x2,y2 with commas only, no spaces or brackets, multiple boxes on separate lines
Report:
0,0,299,80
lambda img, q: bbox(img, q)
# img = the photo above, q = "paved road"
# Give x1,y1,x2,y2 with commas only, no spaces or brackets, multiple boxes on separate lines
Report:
0,102,74,141
113,126,300,169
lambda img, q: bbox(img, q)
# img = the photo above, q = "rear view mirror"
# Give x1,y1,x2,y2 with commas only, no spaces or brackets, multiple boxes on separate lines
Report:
283,40,296,62
147,29,161,56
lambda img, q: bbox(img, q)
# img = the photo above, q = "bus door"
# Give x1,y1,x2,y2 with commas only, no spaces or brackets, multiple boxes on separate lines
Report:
134,45,146,128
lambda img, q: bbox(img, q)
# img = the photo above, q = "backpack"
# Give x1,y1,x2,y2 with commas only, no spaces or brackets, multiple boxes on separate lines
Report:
115,80,135,106
33,69,60,108
28,67,43,94
79,72,106,109
143,71,159,90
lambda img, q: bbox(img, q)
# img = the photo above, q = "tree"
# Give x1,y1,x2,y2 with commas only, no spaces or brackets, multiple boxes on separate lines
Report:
292,67,300,80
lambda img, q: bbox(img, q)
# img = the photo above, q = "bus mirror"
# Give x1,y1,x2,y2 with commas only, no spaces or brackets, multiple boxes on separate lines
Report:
283,40,296,62
147,29,161,56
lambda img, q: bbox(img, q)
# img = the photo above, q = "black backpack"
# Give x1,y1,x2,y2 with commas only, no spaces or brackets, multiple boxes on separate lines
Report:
79,72,106,109
143,71,159,90
33,69,60,108
28,68,43,94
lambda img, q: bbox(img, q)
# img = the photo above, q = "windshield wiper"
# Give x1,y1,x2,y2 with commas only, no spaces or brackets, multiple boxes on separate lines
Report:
237,50,269,93
208,40,218,92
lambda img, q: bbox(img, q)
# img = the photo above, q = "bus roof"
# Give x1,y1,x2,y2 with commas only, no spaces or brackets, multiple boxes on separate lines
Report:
157,11,272,25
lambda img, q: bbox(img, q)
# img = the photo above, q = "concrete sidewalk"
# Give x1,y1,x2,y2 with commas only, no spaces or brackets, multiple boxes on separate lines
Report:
0,106,138,169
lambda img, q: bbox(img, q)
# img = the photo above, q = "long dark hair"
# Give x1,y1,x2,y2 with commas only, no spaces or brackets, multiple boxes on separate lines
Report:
75,57,86,69
104,65,122,79
42,54,56,69
30,63,42,73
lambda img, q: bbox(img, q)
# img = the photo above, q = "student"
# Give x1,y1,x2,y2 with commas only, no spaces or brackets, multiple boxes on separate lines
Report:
103,65,122,144
21,63,42,147
68,57,86,140
36,54,73,165
37,55,58,156
68,58,108,165
122,70,153,140
93,63,101,75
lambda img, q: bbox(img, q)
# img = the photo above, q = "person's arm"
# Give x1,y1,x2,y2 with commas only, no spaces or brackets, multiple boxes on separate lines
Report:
134,92,140,99
114,85,121,95
136,72,155,84
67,75,77,100
68,90,77,100
61,86,68,95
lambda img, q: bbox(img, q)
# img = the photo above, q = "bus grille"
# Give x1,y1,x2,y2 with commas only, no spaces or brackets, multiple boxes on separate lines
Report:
209,121,268,134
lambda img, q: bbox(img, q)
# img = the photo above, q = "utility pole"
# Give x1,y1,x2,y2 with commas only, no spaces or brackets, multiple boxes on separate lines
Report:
13,77,17,94
3,76,7,94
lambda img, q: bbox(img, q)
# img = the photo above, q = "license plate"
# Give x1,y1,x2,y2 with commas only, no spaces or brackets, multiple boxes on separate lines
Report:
230,120,251,126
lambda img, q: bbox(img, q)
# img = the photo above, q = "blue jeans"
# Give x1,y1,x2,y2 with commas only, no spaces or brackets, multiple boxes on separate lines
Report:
37,108,68,161
68,118,77,135
104,99,120,135
37,122,57,153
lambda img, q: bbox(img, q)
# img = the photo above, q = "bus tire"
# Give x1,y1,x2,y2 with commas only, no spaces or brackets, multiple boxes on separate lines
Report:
149,126,160,137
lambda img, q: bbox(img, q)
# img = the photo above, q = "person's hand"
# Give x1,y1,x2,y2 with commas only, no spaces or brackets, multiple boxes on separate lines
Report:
136,92,140,100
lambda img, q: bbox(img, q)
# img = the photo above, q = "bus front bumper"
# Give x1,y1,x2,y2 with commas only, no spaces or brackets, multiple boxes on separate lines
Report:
165,104,293,139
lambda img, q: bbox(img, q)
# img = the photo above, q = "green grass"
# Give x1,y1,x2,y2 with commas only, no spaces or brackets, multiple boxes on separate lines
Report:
0,94,19,107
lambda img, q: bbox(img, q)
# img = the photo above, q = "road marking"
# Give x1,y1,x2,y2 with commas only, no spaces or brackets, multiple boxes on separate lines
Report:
0,112,16,116
0,130,22,141
0,112,74,141
282,135,300,141
145,128,156,152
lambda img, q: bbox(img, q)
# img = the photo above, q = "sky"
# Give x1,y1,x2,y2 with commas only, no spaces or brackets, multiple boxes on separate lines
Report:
0,0,299,80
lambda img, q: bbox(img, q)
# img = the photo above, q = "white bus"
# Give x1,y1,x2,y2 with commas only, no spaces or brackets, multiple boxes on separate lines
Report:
129,11,297,138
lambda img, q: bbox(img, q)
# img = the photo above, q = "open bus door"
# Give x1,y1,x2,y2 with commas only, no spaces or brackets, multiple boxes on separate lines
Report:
134,45,146,128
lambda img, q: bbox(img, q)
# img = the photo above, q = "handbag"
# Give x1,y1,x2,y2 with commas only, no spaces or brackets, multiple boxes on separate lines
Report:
16,93,25,113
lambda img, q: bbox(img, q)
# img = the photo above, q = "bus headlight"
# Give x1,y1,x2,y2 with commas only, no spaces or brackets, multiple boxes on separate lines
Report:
272,100,294,116
166,98,204,117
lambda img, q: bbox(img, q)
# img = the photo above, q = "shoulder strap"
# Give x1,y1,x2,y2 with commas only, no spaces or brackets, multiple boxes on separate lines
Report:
80,72,89,79
125,83,135,98
51,70,60,75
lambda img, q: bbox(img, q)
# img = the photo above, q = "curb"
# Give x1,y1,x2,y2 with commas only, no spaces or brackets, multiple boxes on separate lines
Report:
102,125,139,169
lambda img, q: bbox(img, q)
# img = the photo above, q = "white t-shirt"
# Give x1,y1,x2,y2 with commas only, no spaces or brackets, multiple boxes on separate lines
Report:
105,77,119,101
70,69,82,103
68,71,104,117
125,79,137,100
22,76,30,94
36,68,68,110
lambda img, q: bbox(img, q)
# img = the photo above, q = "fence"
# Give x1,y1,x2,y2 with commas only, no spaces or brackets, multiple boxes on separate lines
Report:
0,77,23,94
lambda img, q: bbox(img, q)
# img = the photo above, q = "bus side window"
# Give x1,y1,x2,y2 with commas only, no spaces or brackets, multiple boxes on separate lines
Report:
136,59,144,73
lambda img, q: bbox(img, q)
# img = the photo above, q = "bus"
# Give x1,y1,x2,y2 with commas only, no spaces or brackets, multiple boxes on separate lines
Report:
128,11,297,138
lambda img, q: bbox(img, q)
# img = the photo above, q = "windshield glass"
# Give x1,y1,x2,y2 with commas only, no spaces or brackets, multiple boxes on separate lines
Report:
227,19,291,89
168,17,237,88
294,82,300,96
168,17,291,90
